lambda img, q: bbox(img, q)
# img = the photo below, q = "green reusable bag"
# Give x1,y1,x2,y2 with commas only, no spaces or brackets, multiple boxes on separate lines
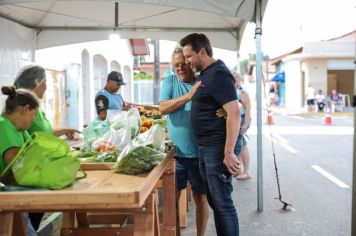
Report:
1,132,85,190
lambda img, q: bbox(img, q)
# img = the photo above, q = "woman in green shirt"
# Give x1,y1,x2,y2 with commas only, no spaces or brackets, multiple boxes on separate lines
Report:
14,65,77,138
14,65,79,230
0,85,39,236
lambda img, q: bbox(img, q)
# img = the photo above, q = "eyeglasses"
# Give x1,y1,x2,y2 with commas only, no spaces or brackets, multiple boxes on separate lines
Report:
174,63,188,71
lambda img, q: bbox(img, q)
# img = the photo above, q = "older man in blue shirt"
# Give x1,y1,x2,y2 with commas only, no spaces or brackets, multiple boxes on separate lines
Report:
159,47,209,236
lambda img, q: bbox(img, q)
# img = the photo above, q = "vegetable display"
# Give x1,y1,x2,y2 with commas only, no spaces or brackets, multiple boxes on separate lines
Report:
114,146,164,174
114,124,166,174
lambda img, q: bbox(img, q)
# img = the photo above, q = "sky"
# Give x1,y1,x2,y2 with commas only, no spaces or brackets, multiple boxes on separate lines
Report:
240,0,356,58
150,0,356,69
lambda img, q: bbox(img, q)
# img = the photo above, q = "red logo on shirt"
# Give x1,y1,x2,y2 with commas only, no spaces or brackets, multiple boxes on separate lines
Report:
199,83,206,88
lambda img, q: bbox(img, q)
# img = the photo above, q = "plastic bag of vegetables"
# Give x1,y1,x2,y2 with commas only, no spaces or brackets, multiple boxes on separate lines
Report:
107,107,140,139
91,127,130,153
113,124,165,174
82,118,111,151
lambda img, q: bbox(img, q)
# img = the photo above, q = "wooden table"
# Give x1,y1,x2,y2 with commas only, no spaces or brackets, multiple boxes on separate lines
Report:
0,151,178,236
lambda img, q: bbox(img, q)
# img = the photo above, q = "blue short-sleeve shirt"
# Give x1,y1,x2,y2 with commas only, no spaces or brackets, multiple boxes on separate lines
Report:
159,75,199,158
95,88,124,110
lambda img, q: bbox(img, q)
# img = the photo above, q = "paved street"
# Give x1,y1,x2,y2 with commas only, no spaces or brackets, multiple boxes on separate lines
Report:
181,111,354,236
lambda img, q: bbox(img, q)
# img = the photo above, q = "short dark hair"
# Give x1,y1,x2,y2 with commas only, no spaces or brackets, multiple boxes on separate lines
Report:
179,33,213,57
1,86,39,115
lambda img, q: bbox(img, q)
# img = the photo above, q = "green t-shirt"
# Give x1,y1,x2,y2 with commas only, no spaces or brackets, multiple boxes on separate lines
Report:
0,115,31,174
27,108,53,134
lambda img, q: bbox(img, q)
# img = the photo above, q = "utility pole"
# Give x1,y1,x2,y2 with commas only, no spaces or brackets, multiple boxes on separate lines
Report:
153,39,160,105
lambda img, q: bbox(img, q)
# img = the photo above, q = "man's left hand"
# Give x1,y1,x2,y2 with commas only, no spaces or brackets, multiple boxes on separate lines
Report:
223,152,241,177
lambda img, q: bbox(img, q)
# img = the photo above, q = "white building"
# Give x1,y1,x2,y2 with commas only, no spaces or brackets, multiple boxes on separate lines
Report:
270,30,355,112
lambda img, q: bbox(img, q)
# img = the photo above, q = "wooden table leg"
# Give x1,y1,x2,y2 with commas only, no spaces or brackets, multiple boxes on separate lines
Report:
154,190,161,236
13,213,28,236
161,158,179,236
0,213,28,236
61,212,75,236
76,212,89,227
179,188,187,228
0,213,14,236
134,190,156,236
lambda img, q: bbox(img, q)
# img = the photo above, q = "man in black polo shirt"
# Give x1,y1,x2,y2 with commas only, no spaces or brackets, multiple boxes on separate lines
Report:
180,33,243,236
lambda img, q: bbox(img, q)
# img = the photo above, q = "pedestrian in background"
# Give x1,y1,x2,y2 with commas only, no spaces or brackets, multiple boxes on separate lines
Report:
233,72,252,180
315,89,326,112
305,84,315,112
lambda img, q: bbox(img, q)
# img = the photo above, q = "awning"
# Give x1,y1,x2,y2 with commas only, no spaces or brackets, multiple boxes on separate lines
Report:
0,0,268,50
271,71,285,82
130,39,150,56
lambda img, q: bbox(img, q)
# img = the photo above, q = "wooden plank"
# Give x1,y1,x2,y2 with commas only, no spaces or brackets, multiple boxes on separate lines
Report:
80,163,114,171
178,188,187,228
63,227,133,236
76,212,89,227
87,213,132,225
13,213,28,236
61,212,75,236
134,191,155,236
154,191,161,236
161,158,179,236
0,171,143,210
0,213,14,236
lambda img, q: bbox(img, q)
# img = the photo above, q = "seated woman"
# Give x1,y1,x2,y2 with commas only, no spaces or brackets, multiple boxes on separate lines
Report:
13,65,79,230
328,89,343,112
315,89,326,112
0,85,39,236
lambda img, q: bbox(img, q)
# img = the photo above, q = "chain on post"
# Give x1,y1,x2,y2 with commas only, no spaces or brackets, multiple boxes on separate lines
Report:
262,74,292,210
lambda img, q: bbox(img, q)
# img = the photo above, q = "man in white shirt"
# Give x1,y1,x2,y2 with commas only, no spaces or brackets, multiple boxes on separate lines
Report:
305,84,315,112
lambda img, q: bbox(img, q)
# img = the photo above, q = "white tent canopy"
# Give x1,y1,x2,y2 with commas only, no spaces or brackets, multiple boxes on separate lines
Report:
0,0,268,50
0,0,270,212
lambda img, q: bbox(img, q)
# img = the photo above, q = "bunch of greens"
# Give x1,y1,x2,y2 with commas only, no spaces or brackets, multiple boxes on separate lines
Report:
152,118,167,128
69,150,119,163
114,146,164,174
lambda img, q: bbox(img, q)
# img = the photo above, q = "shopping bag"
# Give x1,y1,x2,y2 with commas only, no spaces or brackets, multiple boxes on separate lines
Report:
1,132,85,190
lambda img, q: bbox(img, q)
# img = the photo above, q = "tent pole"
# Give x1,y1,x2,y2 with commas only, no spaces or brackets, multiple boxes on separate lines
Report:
351,33,356,236
255,0,264,212
236,49,240,73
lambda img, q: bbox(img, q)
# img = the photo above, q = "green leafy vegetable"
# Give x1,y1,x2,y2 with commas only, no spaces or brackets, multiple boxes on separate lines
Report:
114,146,164,174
